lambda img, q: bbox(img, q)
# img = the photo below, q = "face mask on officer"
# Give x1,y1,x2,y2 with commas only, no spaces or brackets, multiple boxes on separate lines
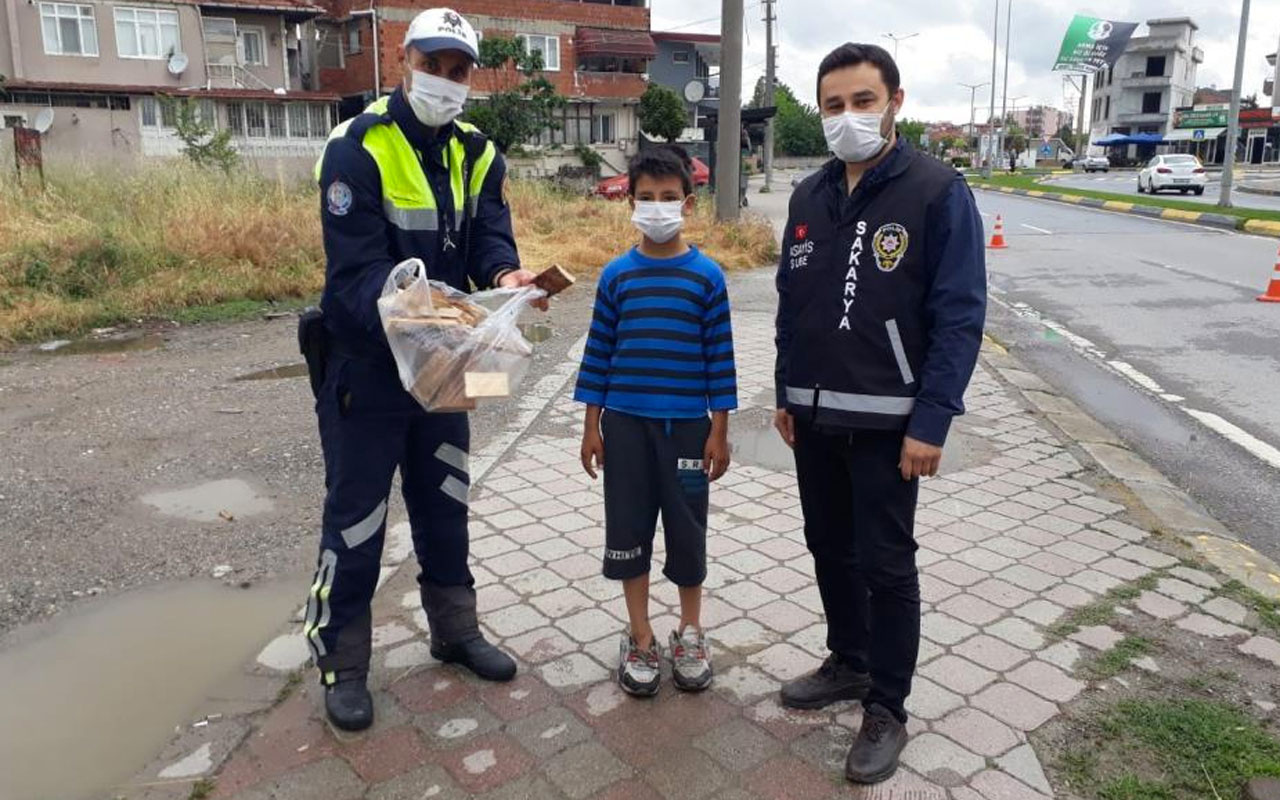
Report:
408,69,470,127
630,201,687,244
823,102,896,164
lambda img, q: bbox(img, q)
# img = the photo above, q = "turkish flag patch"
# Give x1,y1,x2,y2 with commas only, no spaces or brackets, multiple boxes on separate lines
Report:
795,223,808,240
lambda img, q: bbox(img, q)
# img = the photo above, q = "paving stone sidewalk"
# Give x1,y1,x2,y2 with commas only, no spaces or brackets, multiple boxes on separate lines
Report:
139,302,1280,800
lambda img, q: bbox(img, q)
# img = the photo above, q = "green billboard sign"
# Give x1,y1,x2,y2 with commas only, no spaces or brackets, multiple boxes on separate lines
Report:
1173,107,1229,129
1052,14,1140,73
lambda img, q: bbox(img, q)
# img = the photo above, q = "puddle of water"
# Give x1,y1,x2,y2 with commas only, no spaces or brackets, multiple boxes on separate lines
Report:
141,478,274,523
519,321,555,344
0,577,305,800
37,332,164,356
233,363,310,381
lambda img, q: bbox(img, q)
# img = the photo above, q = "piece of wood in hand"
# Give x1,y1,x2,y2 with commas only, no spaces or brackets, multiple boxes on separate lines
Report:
464,371,510,398
533,264,575,297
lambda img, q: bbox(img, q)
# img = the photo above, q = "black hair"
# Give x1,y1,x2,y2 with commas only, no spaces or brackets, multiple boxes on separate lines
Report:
816,43,900,105
627,146,693,197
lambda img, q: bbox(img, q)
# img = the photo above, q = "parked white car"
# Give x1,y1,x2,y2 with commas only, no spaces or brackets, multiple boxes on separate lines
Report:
1138,154,1207,196
1081,155,1110,173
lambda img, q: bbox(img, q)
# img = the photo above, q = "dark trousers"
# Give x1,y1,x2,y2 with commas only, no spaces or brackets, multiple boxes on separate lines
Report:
303,354,473,682
793,424,920,720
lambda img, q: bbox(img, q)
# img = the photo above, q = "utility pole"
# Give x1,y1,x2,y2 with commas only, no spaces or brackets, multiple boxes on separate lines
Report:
881,32,918,61
1073,74,1089,157
1219,0,1250,208
996,0,1013,168
960,81,989,167
762,0,776,192
716,0,743,221
984,0,999,177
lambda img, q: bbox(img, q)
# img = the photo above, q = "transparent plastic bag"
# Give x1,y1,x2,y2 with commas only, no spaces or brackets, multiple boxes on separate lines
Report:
377,258,544,413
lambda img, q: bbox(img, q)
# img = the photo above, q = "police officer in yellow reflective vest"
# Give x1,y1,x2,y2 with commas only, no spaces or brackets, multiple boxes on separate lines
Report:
301,7,538,732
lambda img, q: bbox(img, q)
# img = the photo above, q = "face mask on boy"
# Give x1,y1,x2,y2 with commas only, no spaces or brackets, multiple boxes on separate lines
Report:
631,201,685,243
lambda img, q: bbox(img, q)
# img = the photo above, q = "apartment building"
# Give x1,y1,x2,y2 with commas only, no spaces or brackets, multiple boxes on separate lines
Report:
315,0,654,173
647,30,717,159
1,0,339,173
1010,105,1068,138
1086,17,1202,159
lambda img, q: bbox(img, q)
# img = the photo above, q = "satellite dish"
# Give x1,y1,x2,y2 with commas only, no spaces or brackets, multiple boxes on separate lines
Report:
683,79,706,104
273,87,287,96
167,52,189,75
33,109,54,134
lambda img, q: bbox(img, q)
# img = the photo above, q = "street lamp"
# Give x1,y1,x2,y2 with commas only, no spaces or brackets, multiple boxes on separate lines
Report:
881,32,918,61
960,81,990,168
1219,0,1250,208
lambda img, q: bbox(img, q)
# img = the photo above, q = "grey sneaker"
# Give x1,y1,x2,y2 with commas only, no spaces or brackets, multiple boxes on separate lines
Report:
618,633,661,697
668,628,713,692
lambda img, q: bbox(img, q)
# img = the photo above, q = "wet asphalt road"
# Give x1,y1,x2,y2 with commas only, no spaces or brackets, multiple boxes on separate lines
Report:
1044,171,1280,211
757,170,1280,563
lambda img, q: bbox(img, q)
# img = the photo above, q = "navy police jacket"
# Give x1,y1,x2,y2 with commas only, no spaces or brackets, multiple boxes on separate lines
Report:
316,88,519,356
775,139,987,446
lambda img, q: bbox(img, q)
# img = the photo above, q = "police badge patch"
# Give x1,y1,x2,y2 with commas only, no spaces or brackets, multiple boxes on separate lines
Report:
327,181,353,216
872,223,909,272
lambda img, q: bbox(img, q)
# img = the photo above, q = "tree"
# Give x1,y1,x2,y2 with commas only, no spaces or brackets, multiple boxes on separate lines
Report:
637,83,687,142
1241,93,1259,110
460,35,565,153
161,97,238,172
757,81,825,157
898,118,926,148
1005,122,1028,161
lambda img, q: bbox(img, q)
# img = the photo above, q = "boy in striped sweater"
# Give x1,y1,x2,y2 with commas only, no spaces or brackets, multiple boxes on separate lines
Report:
574,147,738,697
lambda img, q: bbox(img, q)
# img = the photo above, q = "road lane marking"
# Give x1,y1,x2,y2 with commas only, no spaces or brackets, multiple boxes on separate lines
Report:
1020,224,1053,234
991,294,1280,474
1183,409,1280,471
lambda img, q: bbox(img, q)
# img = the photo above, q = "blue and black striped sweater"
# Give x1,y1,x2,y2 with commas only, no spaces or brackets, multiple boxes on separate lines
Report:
573,246,738,418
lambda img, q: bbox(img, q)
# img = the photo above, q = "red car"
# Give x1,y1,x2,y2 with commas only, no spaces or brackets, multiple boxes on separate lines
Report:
591,157,711,199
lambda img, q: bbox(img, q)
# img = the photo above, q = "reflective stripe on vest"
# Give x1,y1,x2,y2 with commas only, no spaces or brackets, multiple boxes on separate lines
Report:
785,386,916,416
315,99,497,233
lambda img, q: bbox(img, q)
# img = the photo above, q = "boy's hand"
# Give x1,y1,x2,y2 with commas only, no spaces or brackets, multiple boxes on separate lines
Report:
581,430,605,480
704,430,730,482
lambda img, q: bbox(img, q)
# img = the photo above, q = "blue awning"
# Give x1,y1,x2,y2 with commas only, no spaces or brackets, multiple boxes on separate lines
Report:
1092,133,1169,146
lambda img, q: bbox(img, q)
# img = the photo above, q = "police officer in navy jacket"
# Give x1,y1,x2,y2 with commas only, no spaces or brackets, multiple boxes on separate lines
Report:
773,43,986,784
302,7,540,733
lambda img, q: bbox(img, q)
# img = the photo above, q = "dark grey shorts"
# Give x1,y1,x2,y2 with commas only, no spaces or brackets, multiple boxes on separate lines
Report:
601,409,710,587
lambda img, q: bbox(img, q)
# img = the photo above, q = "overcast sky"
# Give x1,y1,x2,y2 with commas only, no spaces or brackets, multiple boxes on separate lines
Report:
650,0,1280,124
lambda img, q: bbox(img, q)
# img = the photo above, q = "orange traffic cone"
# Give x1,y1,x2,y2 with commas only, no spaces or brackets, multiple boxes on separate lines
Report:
987,215,1008,249
1259,246,1280,303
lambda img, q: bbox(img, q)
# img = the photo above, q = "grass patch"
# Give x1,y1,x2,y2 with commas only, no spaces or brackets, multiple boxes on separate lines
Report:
167,296,317,326
1219,579,1280,636
1049,574,1163,639
1083,635,1154,679
967,173,1280,223
188,779,215,800
1060,698,1280,799
0,168,777,343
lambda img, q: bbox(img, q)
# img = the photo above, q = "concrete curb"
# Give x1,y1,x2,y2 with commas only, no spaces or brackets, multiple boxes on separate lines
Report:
983,345,1280,601
970,182,1268,235
1240,184,1280,197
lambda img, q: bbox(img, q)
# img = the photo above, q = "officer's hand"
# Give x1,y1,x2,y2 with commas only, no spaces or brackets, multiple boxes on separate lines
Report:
498,269,549,311
581,430,605,480
774,409,795,449
900,436,943,481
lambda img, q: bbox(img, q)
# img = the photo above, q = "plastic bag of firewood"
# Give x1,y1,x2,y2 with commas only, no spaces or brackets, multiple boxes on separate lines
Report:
377,258,544,413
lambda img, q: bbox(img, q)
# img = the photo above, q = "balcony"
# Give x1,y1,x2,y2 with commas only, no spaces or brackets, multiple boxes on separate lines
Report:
1124,73,1172,89
1126,37,1184,54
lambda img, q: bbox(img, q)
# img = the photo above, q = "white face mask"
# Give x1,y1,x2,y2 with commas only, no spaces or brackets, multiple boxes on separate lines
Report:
407,70,469,127
631,200,686,244
823,105,893,163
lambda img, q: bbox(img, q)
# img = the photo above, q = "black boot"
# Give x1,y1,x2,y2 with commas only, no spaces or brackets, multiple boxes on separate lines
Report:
422,582,517,682
845,703,908,784
779,654,871,709
431,635,517,682
324,676,374,732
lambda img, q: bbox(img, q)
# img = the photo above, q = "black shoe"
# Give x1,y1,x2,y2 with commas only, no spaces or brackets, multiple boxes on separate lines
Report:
779,654,871,710
845,703,908,784
324,678,374,732
431,636,517,682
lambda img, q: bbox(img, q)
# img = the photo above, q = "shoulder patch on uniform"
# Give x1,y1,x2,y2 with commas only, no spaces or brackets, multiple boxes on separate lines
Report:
327,181,353,216
872,222,909,272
